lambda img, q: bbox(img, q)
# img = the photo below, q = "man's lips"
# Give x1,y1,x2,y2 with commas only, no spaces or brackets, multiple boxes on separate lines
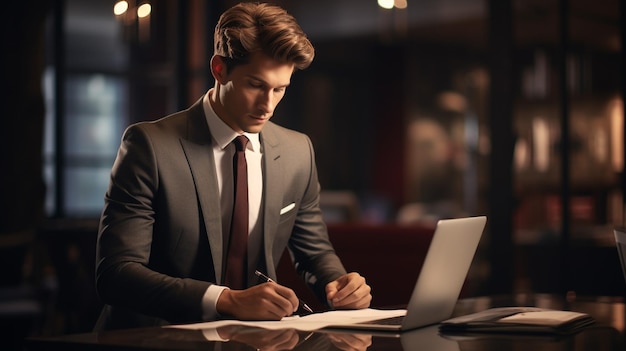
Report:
249,115,269,121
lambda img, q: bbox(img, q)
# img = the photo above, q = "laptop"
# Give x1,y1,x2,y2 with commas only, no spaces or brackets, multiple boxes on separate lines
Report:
401,325,460,351
613,227,626,283
327,216,486,332
318,324,460,351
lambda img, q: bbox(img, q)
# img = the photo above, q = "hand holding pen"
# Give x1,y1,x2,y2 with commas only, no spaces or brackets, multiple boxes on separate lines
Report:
255,270,314,315
216,281,307,320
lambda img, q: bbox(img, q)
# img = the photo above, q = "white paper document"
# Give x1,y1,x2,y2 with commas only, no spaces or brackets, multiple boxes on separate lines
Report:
167,308,407,332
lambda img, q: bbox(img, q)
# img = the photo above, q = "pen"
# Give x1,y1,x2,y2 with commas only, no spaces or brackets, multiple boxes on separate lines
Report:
254,270,314,314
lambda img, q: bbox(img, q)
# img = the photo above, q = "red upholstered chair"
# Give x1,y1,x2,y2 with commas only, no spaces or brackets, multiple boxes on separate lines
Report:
276,223,437,311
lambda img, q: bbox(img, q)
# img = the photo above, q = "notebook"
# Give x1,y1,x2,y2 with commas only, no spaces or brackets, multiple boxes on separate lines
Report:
327,216,486,332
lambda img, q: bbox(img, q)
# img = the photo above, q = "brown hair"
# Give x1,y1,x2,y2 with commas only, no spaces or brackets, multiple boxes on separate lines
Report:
214,2,314,71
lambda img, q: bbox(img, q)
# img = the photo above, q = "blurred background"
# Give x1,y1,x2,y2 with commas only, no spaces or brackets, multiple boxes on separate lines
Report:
1,0,624,348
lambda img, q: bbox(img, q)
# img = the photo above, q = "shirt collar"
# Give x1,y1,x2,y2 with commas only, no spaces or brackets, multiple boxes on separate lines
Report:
202,90,261,152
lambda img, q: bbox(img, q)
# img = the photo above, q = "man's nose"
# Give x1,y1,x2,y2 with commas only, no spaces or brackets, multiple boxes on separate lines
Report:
258,90,275,114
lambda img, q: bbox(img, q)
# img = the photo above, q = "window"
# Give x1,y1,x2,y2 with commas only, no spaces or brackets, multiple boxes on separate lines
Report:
44,0,129,217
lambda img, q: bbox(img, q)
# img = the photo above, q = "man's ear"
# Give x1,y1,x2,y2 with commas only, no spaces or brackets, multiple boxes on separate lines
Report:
210,55,227,83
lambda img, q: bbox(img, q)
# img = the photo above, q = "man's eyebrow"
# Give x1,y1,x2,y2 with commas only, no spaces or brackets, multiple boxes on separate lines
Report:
247,75,290,88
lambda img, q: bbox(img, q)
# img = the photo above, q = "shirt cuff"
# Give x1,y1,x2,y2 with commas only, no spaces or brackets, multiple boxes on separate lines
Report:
201,328,228,342
202,285,229,321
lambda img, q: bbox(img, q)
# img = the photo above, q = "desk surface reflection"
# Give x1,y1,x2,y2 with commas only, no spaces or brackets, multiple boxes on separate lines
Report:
25,294,626,351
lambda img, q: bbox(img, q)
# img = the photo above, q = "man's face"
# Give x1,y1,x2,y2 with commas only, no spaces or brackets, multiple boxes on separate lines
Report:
214,52,295,134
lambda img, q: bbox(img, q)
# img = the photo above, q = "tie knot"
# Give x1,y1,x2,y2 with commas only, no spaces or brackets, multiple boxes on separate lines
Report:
233,135,249,152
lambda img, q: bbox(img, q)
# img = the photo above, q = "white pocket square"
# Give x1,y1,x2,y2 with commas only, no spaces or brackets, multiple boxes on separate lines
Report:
280,203,296,215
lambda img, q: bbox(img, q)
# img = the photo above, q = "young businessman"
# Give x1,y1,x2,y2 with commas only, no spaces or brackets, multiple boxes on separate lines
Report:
95,2,371,330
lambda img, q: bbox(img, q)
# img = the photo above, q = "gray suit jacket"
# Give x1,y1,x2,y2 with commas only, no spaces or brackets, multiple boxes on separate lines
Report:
95,97,346,330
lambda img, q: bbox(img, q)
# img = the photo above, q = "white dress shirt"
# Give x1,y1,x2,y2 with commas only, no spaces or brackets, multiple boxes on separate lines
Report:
200,90,264,320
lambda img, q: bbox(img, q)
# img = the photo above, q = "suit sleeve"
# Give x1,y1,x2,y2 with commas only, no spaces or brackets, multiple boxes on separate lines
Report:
286,135,347,302
96,123,209,324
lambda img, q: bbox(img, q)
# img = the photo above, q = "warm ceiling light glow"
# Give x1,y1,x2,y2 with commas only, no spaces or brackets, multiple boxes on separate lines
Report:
137,3,152,18
113,0,129,16
378,0,394,9
394,0,408,9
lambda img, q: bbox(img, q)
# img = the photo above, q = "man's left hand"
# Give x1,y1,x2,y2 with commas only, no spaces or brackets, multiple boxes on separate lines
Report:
325,272,372,309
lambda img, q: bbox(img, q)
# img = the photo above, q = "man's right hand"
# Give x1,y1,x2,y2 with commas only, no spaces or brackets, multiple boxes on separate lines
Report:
216,282,300,320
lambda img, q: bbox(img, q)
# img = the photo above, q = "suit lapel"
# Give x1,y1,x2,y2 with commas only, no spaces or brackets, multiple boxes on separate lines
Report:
260,125,283,276
179,99,225,284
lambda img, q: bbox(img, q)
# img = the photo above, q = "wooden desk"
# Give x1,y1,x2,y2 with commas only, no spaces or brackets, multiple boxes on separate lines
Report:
25,294,626,351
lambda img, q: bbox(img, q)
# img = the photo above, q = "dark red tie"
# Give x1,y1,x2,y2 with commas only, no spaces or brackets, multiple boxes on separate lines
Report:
225,135,249,289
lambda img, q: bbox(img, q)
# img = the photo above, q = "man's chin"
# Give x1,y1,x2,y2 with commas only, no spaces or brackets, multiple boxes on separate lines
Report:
245,123,266,134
